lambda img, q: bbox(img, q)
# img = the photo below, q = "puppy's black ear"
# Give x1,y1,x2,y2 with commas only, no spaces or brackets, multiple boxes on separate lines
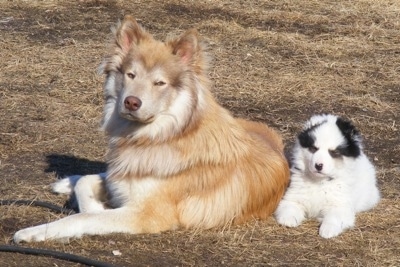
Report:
336,117,361,158
336,117,359,138
298,130,315,149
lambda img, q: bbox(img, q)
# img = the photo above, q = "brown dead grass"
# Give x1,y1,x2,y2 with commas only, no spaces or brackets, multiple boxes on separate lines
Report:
0,0,399,266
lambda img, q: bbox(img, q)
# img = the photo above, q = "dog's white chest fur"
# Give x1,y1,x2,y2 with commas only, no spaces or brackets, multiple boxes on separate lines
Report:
106,176,161,208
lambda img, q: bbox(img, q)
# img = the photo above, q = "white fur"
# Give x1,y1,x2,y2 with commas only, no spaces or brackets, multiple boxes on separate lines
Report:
13,207,135,243
108,143,185,178
134,88,197,142
275,114,380,238
105,176,162,208
13,173,162,243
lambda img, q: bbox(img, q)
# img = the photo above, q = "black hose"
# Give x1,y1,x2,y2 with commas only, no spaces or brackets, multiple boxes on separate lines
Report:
0,199,75,215
1,199,119,266
0,245,119,267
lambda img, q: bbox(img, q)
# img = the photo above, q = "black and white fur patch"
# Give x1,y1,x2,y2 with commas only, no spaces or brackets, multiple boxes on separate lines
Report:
297,115,361,159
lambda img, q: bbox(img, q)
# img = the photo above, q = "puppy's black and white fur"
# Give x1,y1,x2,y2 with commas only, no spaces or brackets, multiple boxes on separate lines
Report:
275,114,380,238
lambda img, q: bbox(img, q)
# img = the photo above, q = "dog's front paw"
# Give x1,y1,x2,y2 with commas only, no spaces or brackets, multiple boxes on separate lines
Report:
14,225,71,243
13,225,48,243
51,175,81,194
319,222,344,238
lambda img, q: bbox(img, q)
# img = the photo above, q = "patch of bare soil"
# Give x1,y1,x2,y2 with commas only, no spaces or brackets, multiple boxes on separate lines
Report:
1,0,399,266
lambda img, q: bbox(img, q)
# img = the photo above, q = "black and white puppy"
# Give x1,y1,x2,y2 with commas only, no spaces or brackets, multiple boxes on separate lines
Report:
275,114,380,238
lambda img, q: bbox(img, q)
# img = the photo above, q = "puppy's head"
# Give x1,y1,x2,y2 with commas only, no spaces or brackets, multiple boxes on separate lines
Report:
295,114,362,179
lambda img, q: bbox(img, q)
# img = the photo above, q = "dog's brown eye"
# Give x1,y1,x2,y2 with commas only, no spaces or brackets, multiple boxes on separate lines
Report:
126,73,136,79
329,150,341,158
308,146,318,153
154,81,166,86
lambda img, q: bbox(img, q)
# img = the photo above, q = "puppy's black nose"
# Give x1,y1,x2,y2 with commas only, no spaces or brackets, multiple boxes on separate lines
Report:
315,163,323,171
124,96,142,111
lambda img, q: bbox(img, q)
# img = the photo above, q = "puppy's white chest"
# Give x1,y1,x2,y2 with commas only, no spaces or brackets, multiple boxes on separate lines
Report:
304,180,351,214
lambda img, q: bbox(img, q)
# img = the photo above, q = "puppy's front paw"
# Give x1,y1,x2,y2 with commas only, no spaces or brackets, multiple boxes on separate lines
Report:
275,205,305,228
276,214,302,227
319,222,343,238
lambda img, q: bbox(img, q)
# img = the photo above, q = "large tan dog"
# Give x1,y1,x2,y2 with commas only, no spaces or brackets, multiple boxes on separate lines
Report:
14,16,289,243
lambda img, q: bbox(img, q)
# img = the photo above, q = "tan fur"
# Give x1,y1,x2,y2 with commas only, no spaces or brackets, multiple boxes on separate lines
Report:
103,16,289,230
13,16,289,243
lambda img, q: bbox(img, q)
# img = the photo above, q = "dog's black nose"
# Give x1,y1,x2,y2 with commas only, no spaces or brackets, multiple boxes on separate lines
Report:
315,163,323,171
124,96,142,111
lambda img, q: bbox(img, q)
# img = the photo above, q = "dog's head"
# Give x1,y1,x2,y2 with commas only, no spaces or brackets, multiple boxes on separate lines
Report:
99,16,210,141
294,114,362,179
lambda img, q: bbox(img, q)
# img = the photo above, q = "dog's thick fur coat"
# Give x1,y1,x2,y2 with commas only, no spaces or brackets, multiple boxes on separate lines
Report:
14,16,289,243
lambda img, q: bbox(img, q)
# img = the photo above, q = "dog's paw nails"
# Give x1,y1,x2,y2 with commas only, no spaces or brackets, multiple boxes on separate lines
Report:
319,222,343,238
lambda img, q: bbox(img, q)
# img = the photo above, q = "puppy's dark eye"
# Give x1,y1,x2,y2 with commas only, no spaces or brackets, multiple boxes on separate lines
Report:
308,146,318,153
329,149,341,158
126,73,136,79
154,81,166,86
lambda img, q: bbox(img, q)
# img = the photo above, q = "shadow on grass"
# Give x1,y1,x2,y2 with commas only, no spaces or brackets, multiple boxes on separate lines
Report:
45,154,106,177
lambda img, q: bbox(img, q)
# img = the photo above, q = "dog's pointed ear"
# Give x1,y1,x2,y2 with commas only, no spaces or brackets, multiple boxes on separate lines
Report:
115,16,146,52
171,29,201,65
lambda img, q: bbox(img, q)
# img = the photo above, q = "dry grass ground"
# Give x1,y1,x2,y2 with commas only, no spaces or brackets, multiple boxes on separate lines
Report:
0,0,399,266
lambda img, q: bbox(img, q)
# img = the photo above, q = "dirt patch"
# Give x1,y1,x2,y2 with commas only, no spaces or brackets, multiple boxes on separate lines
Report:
1,0,399,266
